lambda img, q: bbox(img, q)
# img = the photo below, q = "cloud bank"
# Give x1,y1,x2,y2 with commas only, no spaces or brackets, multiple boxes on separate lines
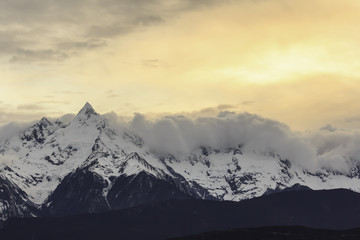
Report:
1,109,360,172
130,112,315,167
128,112,360,171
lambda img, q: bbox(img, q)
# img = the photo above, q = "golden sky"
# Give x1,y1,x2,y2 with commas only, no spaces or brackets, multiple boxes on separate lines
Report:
1,0,360,130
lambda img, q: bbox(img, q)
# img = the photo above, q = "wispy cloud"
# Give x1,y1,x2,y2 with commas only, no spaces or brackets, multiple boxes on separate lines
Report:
10,48,68,62
16,104,44,111
54,90,84,95
36,100,71,105
57,39,107,50
142,59,160,68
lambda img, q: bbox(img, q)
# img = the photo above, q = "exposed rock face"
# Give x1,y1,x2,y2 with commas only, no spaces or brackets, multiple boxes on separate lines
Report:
45,169,110,216
0,174,36,222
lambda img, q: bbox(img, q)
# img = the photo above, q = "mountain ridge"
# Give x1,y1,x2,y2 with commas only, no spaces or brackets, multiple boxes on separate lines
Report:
1,102,360,220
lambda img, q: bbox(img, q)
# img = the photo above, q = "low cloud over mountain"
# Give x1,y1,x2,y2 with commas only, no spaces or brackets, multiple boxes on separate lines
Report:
1,107,357,171
128,111,360,171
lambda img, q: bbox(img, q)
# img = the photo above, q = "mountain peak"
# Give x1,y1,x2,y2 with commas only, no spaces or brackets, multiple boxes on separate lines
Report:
21,117,55,144
39,117,51,125
76,102,99,119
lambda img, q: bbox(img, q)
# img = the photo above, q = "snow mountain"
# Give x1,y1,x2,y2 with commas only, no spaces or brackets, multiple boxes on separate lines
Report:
1,102,360,221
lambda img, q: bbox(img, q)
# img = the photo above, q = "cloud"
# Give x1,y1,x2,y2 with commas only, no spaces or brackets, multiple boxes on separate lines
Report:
345,116,360,123
241,101,254,106
54,90,84,95
0,0,227,63
17,104,44,111
57,39,107,50
142,59,160,68
320,124,337,132
10,48,68,62
308,129,360,172
36,100,71,105
0,110,45,126
190,105,238,117
217,104,236,110
0,112,75,143
87,24,133,38
133,15,165,26
130,111,317,169
0,121,34,142
129,111,360,172
49,113,75,126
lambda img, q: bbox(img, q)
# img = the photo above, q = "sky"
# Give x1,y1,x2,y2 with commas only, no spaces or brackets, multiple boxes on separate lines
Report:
1,0,360,131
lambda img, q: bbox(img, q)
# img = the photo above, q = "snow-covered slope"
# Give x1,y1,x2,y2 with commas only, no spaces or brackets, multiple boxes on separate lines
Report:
1,103,360,220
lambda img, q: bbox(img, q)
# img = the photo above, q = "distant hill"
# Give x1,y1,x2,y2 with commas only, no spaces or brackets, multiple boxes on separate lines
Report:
170,226,360,240
1,189,360,240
